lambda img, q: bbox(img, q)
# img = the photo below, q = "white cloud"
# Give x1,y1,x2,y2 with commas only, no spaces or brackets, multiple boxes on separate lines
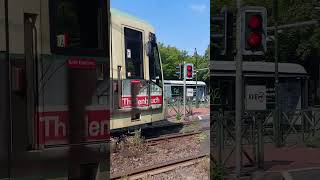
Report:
189,4,207,13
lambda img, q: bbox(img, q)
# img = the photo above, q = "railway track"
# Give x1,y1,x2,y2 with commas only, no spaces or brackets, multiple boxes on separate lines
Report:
145,126,210,146
111,117,209,140
110,153,209,180
110,123,210,179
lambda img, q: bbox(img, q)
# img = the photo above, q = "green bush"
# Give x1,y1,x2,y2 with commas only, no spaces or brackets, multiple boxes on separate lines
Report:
211,163,227,180
176,112,182,120
305,137,320,148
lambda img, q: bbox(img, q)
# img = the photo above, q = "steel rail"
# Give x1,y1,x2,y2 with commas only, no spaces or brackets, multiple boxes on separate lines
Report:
110,153,208,180
145,127,209,146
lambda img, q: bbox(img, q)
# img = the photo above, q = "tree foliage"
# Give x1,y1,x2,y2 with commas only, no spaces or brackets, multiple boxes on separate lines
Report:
211,0,320,64
158,43,209,84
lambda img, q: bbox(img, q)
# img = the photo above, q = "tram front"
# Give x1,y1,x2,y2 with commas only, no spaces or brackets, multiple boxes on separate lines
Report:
1,0,110,179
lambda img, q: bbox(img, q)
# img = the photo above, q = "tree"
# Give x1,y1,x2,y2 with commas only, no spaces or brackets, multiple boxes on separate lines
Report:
158,43,209,84
158,43,188,80
212,0,320,64
190,46,210,84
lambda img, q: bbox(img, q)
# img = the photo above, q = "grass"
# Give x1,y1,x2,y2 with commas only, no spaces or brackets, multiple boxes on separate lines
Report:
211,162,228,180
113,129,149,158
130,129,144,146
176,112,182,121
196,131,209,143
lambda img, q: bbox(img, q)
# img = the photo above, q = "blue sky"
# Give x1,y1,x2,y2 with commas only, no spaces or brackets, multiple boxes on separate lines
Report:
111,0,209,55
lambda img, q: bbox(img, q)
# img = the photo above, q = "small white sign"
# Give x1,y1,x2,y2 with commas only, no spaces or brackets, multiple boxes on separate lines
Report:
187,88,194,97
127,49,131,58
245,85,266,110
57,34,66,48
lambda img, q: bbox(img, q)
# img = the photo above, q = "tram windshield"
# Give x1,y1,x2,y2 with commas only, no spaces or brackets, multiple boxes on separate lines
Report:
50,0,107,54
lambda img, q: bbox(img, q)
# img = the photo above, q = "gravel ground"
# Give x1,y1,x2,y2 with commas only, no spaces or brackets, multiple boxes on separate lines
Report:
111,134,208,177
146,157,210,180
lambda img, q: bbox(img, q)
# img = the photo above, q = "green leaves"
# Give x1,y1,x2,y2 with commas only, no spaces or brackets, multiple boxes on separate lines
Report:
212,0,320,64
158,43,209,83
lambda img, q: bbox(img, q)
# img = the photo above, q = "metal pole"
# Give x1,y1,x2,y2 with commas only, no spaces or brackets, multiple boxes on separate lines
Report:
273,0,281,147
218,109,223,163
257,113,264,169
196,70,198,106
195,48,199,108
5,0,12,178
235,0,243,176
183,61,186,119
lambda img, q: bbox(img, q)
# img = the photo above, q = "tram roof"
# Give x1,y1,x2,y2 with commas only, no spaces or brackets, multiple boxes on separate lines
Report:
211,61,308,77
164,80,206,86
111,8,154,29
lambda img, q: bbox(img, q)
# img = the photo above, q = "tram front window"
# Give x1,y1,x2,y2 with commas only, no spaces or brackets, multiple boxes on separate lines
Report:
50,0,107,55
124,28,144,79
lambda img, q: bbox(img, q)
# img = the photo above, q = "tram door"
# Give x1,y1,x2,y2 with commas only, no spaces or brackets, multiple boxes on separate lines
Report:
147,33,163,122
123,27,145,120
24,14,38,147
119,29,163,122
8,13,38,178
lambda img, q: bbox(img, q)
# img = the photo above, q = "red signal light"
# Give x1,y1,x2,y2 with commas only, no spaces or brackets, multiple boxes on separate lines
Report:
187,65,192,71
247,32,262,47
242,7,267,55
185,64,193,79
248,15,262,29
187,72,192,77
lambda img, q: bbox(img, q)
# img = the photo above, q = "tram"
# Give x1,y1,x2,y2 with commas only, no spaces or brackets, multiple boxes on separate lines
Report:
109,9,165,130
1,0,110,179
164,80,208,101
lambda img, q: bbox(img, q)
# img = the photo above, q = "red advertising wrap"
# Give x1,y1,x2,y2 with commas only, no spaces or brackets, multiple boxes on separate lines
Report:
84,106,110,141
36,106,110,146
37,107,69,145
121,95,163,108
120,79,163,109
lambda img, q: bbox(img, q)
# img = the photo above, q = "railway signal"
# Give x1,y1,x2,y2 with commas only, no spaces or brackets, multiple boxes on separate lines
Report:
241,6,267,56
175,63,183,79
184,63,194,79
212,7,233,59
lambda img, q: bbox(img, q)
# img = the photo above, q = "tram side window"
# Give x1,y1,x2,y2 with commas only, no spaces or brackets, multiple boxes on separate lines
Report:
50,0,107,55
124,28,144,79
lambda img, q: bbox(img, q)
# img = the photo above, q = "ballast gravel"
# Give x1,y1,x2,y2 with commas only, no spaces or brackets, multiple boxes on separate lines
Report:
111,134,209,179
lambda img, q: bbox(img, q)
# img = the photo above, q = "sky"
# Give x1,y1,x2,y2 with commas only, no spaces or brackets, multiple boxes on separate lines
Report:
111,0,210,55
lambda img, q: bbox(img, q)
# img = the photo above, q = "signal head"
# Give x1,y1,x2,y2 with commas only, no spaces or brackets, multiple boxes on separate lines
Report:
248,15,262,29
241,6,267,56
247,32,262,47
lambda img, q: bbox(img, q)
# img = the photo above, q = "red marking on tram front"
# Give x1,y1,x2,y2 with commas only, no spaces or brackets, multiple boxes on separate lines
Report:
120,95,163,108
36,107,110,146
